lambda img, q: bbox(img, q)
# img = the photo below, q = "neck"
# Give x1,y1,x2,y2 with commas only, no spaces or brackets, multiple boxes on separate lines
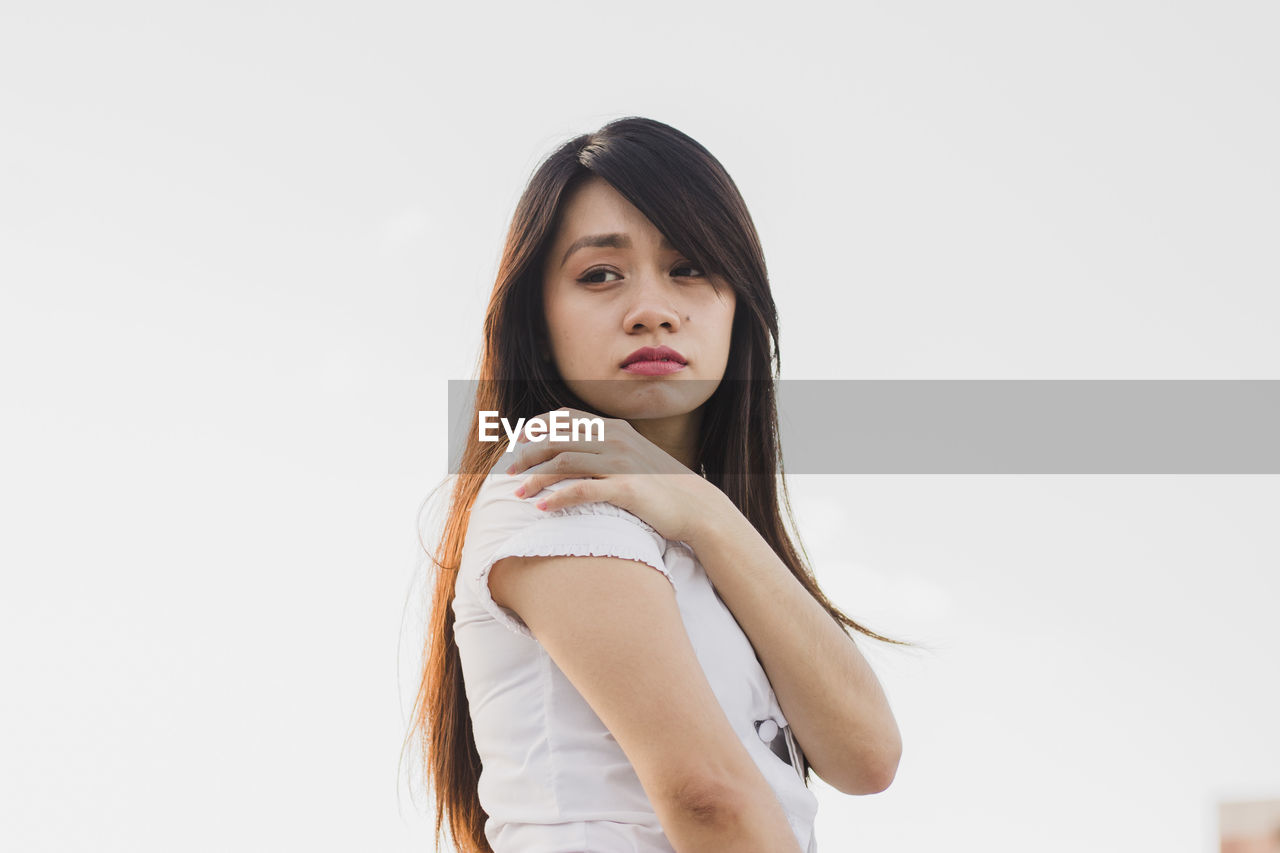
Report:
628,408,704,472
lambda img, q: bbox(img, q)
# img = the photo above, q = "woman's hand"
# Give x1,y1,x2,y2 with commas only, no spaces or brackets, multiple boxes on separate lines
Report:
503,407,723,544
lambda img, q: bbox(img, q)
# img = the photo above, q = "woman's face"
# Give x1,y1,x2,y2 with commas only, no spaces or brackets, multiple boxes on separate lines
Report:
541,176,736,422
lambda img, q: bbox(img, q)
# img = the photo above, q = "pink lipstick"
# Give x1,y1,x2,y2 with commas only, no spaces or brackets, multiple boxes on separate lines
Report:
620,345,688,376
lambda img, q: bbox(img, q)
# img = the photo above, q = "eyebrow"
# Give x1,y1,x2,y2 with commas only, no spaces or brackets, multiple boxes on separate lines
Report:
559,232,677,268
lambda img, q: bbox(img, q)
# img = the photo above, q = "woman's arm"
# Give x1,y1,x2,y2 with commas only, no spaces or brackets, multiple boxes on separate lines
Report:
490,551,804,852
501,409,901,795
685,490,903,796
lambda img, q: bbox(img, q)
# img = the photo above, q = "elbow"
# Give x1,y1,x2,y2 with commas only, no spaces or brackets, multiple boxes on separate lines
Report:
864,733,902,794
664,773,750,828
837,750,899,795
827,735,901,795
864,748,900,794
862,713,904,793
661,774,762,839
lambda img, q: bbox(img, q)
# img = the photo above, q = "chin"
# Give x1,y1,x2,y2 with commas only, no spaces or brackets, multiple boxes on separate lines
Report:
607,386,709,421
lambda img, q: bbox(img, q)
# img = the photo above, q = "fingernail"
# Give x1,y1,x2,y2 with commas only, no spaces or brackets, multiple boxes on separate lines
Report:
506,464,516,475
514,486,525,497
535,499,548,511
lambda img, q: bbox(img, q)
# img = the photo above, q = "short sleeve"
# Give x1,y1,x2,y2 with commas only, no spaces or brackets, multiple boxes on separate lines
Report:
459,459,673,640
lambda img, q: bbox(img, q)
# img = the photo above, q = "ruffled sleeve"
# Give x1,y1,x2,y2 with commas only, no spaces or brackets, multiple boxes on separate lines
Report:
459,458,673,640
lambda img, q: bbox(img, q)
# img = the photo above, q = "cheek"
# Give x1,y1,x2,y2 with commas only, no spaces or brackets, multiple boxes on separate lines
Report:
542,290,577,346
717,297,737,341
544,306,602,364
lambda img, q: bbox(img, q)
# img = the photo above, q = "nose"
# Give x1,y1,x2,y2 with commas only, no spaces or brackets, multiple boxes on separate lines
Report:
621,270,682,333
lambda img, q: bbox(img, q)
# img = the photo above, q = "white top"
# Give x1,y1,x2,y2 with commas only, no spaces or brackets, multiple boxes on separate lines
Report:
452,456,819,852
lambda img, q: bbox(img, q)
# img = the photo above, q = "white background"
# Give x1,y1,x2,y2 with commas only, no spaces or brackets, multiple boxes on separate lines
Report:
2,2,1277,851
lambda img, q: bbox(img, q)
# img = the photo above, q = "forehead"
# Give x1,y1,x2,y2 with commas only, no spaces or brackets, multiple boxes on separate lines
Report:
553,177,662,243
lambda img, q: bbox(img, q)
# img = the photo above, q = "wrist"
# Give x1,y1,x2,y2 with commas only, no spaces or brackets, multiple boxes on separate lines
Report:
683,479,741,551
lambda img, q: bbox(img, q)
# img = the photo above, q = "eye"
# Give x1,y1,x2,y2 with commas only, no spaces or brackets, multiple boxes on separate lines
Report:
673,262,706,278
577,267,621,284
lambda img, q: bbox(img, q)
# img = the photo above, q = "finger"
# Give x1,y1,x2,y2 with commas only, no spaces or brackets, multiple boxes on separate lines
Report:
523,407,617,439
516,451,606,499
508,436,608,475
516,409,577,443
534,476,604,512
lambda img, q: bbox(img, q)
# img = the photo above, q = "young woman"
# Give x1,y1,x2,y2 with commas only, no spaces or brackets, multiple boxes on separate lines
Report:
408,116,908,853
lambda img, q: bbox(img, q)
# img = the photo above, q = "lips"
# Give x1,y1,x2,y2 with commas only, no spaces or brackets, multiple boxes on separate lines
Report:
621,345,687,368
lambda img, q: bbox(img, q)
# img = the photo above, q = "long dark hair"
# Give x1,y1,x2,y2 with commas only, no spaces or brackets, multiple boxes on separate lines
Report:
403,116,914,853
